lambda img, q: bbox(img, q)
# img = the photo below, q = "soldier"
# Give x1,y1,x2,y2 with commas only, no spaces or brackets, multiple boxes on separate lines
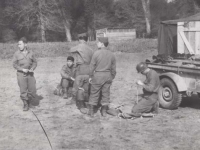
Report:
60,56,76,104
73,74,120,116
13,37,37,111
72,75,90,114
69,36,94,76
119,62,160,119
86,37,116,119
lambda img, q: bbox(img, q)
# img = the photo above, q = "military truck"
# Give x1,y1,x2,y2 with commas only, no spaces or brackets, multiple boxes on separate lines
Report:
146,13,200,109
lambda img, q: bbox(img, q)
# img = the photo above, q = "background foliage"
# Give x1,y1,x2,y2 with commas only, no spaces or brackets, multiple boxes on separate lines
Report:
0,0,200,42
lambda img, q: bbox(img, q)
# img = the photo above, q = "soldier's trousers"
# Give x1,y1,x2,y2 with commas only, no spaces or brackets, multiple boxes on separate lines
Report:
76,89,89,101
131,93,158,117
89,72,112,106
61,78,73,89
17,71,36,101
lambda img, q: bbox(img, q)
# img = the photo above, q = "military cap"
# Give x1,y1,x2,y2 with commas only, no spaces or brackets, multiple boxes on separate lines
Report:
67,56,74,62
98,37,108,44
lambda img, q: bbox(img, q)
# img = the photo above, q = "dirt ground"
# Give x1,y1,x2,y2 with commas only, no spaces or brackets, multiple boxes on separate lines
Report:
1,50,200,150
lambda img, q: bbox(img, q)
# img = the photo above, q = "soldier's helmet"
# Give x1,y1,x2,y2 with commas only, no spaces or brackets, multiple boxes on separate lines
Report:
136,62,148,73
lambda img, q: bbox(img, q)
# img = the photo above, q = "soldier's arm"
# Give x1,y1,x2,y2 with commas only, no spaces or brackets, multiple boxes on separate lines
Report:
143,75,157,92
30,52,37,70
13,53,23,71
111,56,116,79
69,46,78,53
89,53,97,78
60,66,70,79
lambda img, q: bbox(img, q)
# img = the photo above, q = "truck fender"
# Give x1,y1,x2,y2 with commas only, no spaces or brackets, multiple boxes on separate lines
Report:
159,72,187,92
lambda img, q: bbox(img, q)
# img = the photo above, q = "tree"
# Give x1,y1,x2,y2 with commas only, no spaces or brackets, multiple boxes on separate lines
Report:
141,0,151,35
84,0,95,41
4,0,53,42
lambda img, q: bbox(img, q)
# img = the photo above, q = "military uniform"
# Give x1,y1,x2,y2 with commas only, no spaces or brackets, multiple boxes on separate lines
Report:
72,75,91,113
73,75,90,102
89,47,116,106
13,49,37,109
73,74,120,116
131,69,160,116
60,64,76,98
70,43,93,76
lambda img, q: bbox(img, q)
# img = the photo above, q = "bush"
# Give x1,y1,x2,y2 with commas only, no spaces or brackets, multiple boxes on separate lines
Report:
109,39,157,53
0,39,157,59
1,29,17,43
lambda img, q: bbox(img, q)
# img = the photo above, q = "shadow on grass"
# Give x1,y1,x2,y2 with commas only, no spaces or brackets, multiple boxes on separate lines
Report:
180,94,200,110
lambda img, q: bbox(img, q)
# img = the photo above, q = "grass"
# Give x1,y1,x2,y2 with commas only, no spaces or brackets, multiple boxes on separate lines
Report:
0,39,157,59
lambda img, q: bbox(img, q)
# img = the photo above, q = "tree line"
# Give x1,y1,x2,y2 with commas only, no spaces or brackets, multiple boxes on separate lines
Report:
0,0,200,42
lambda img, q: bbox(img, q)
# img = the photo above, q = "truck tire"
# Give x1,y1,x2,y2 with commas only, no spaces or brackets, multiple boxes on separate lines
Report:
158,78,182,109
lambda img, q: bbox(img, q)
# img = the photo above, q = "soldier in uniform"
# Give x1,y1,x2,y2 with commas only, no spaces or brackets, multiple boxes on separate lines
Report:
69,36,93,76
119,62,160,119
13,37,37,111
60,56,76,104
73,74,121,116
72,74,90,114
86,37,116,119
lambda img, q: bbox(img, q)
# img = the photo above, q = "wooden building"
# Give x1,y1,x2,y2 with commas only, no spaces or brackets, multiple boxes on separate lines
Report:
96,28,136,41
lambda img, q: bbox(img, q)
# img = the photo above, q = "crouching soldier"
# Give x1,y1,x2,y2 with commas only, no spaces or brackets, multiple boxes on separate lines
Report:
119,62,160,119
60,56,76,104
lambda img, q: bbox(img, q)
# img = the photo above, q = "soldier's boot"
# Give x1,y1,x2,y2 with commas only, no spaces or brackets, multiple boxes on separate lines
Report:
76,100,81,109
23,100,29,111
63,88,68,99
106,107,122,116
100,105,108,117
79,101,88,114
27,99,35,109
84,104,95,121
152,101,159,114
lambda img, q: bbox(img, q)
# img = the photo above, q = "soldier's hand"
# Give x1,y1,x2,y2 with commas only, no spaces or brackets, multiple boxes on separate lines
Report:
22,69,29,73
136,80,144,86
70,77,75,81
29,68,34,72
78,87,84,91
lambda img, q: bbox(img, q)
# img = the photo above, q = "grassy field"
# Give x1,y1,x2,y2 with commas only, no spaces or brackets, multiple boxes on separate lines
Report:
2,50,200,150
0,39,157,59
2,39,200,150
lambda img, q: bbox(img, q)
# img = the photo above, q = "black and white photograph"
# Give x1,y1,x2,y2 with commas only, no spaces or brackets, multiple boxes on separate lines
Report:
1,0,200,150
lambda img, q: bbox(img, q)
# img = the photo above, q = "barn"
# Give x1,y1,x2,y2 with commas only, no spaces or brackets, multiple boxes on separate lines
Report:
158,12,200,55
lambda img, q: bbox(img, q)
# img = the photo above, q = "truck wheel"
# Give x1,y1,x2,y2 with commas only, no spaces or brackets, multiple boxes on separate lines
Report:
158,78,182,109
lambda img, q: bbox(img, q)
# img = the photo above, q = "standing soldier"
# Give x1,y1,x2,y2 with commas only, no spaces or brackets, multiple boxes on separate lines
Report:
86,37,116,119
73,74,121,116
72,74,90,114
60,56,76,104
69,36,93,76
119,62,160,119
13,37,37,111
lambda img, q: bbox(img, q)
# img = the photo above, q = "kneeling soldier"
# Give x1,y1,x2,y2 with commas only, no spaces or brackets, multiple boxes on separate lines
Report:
119,62,160,119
